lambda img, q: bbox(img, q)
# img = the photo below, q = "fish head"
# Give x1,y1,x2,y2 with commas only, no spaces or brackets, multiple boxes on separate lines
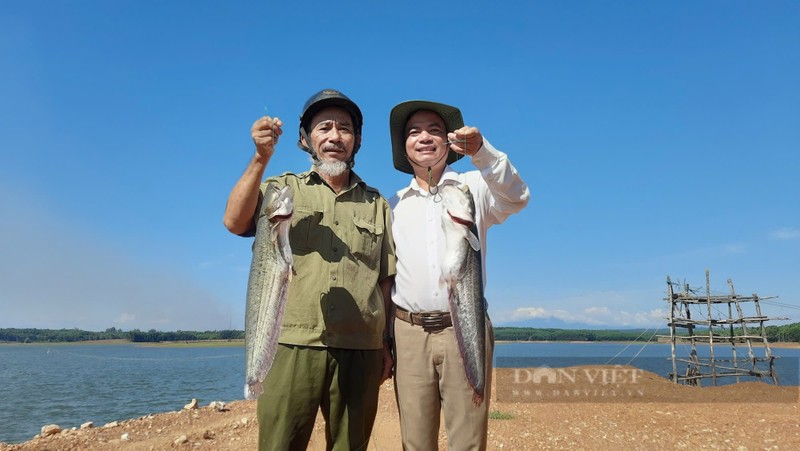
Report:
440,184,480,252
440,184,475,229
263,183,294,222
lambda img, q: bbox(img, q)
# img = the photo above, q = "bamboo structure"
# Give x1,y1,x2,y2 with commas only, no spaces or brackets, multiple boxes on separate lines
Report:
662,270,787,386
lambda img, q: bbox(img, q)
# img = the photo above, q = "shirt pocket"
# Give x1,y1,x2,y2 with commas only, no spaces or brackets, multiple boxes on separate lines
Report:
352,216,383,269
290,207,324,254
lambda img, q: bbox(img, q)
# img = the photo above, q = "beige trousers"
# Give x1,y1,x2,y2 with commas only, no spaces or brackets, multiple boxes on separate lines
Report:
393,316,494,450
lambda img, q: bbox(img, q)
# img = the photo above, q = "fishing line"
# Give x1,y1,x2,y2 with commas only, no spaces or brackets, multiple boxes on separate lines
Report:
604,327,653,365
407,137,468,195
621,328,661,366
762,300,799,310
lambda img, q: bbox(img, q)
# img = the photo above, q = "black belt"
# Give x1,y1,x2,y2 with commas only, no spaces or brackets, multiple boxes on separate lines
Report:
395,306,452,332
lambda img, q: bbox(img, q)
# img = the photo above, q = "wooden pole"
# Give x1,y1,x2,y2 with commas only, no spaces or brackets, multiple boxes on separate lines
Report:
706,269,717,386
667,276,678,383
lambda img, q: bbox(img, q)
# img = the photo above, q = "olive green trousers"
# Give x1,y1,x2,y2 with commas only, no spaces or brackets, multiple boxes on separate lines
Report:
257,344,383,451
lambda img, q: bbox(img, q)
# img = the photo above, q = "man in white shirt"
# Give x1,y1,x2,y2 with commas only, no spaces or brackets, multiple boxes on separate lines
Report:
388,100,530,450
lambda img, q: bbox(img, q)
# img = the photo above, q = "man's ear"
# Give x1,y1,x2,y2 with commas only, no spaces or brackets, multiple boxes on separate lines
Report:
298,134,310,151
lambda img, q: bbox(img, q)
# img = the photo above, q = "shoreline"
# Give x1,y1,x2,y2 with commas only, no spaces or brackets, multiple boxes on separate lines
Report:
4,339,799,349
495,339,800,348
3,367,798,450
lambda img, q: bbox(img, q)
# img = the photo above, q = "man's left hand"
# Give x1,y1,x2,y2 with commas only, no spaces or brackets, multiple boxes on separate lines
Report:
448,126,483,156
380,340,394,384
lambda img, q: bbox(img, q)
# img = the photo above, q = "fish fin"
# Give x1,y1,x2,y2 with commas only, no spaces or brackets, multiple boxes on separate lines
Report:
281,241,293,266
465,230,480,251
269,221,280,243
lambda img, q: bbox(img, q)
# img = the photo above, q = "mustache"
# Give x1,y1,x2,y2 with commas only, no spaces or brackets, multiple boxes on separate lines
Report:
321,143,346,152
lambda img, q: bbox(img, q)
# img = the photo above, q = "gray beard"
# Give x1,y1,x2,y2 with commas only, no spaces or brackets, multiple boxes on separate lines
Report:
313,158,348,178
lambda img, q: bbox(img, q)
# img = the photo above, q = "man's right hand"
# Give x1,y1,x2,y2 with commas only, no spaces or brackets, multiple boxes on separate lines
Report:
251,116,283,160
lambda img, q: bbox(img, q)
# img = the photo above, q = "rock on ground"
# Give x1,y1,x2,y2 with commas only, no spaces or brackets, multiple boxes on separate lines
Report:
1,367,798,450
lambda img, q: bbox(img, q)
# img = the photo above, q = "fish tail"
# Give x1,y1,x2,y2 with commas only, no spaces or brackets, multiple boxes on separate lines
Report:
472,391,484,406
244,379,263,400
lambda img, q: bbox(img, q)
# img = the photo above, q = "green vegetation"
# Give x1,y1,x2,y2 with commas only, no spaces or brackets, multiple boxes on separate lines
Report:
0,327,243,343
493,323,800,343
766,323,800,342
489,410,514,420
2,323,797,344
493,327,665,342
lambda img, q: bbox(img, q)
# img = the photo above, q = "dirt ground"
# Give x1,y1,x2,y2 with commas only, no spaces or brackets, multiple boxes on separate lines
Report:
2,366,798,450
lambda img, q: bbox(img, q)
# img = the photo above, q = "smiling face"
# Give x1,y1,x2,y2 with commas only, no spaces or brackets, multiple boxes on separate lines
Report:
404,110,449,172
304,106,359,166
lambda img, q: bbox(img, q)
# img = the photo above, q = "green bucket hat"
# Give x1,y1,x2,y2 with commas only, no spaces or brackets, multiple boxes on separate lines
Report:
389,100,465,174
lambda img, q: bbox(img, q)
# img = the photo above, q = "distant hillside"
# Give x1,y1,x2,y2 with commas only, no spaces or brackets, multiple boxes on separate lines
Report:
2,323,798,343
0,328,243,343
494,322,800,342
493,327,670,342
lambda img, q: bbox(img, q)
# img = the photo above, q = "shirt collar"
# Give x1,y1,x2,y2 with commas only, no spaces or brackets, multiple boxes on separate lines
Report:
397,165,457,199
305,166,364,192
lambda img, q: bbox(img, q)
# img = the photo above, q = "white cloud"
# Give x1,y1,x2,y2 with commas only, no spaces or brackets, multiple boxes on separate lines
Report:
583,306,609,316
769,227,800,240
511,307,549,318
116,313,137,325
493,288,669,328
720,243,746,255
503,304,667,327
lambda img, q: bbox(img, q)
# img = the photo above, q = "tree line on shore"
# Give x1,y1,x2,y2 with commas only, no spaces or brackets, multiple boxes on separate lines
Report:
2,323,799,343
496,323,800,342
0,327,243,343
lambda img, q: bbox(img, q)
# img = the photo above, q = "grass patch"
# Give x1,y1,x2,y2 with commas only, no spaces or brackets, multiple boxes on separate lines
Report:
489,410,514,420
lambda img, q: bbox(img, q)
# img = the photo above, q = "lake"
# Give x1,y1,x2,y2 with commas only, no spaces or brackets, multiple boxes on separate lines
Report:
1,341,798,444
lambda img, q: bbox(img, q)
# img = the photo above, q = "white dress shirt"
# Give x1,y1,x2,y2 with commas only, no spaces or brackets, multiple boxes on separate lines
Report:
389,138,530,313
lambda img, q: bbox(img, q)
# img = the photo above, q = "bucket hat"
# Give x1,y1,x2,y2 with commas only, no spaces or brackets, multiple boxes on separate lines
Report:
389,100,464,174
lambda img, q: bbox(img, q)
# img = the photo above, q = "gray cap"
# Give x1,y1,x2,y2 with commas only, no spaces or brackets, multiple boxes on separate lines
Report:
298,89,363,154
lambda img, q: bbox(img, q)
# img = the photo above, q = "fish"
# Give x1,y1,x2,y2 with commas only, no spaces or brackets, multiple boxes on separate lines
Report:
439,183,486,405
244,182,294,400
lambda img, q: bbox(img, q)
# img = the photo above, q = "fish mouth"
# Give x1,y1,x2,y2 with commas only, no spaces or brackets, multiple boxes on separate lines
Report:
270,213,293,221
448,212,474,228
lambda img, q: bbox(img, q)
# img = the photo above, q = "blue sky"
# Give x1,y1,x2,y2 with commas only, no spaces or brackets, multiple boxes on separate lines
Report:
2,1,798,332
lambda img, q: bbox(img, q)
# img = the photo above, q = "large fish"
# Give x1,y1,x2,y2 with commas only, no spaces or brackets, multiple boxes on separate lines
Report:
244,182,294,400
440,183,487,405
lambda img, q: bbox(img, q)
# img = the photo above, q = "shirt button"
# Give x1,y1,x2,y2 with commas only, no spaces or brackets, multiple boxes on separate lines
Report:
332,275,337,281
334,220,339,226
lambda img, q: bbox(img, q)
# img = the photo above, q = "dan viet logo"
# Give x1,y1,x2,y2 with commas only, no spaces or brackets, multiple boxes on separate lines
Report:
513,365,644,385
495,356,799,403
497,364,647,403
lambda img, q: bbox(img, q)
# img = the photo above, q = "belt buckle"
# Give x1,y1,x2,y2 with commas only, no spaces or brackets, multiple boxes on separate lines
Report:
419,313,445,333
